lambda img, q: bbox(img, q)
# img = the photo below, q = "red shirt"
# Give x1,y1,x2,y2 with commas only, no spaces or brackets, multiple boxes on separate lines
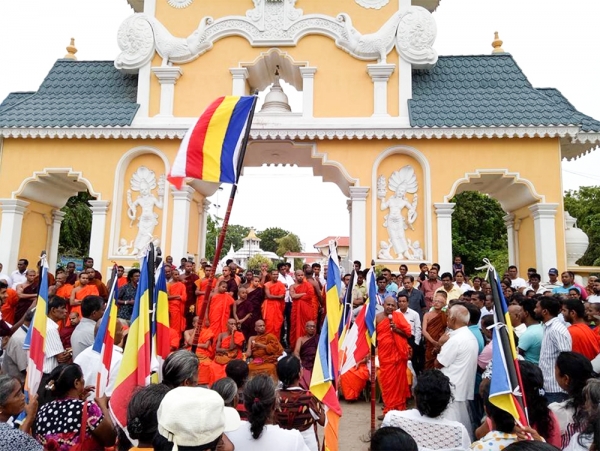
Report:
569,323,600,360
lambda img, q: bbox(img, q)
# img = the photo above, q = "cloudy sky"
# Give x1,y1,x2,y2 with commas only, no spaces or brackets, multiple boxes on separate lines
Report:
1,0,599,251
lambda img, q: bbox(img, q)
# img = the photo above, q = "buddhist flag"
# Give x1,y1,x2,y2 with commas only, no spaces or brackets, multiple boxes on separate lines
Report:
485,262,528,426
151,263,171,382
109,255,152,428
310,242,343,451
93,264,119,397
168,96,257,189
25,256,49,396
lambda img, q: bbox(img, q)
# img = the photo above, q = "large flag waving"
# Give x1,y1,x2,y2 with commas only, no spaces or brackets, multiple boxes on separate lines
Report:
151,263,171,382
25,256,49,395
93,264,119,397
484,260,529,426
109,254,152,428
167,96,257,188
310,242,343,451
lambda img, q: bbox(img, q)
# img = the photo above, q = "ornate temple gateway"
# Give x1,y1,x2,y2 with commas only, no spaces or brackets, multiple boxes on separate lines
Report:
0,0,599,276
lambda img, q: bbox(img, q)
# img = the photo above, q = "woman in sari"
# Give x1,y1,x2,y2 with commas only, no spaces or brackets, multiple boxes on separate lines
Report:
234,277,264,342
117,268,140,321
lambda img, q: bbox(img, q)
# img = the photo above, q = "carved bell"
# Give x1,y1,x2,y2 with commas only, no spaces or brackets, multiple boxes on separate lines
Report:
260,68,292,113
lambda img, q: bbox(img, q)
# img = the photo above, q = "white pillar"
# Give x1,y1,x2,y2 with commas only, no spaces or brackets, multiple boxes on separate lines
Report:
88,200,110,268
170,186,194,263
230,68,249,96
398,58,412,120
48,210,66,273
434,203,455,274
367,64,395,117
347,199,352,264
0,199,29,272
349,187,369,267
503,213,516,267
151,66,183,117
529,203,559,278
300,67,317,118
198,199,211,259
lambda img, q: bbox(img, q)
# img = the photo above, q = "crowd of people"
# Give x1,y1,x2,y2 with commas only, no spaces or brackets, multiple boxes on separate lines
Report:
0,254,599,451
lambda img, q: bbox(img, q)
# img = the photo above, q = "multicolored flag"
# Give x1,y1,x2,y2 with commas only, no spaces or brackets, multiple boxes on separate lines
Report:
93,264,119,397
151,263,171,382
167,96,257,188
310,242,343,451
25,256,49,396
109,255,152,428
485,262,529,426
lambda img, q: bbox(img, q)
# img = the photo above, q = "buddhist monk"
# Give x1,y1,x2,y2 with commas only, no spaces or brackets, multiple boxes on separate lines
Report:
289,270,317,350
167,268,187,339
70,273,99,322
210,318,245,383
247,319,284,380
263,270,286,337
0,284,18,326
195,266,216,319
293,320,319,389
52,272,73,301
422,291,448,370
183,261,199,328
339,356,369,402
304,267,323,321
376,296,412,416
184,316,214,385
207,280,235,348
15,270,38,323
234,277,264,342
84,268,109,301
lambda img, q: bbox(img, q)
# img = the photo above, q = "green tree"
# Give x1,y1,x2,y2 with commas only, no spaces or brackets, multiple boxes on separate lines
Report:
247,254,273,271
451,191,508,276
275,233,302,256
564,186,600,266
257,227,290,254
58,191,94,258
206,220,250,262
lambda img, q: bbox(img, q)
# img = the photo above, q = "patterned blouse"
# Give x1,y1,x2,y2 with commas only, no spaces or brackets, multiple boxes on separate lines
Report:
0,422,42,451
275,388,323,433
471,431,518,451
33,398,103,451
117,282,138,320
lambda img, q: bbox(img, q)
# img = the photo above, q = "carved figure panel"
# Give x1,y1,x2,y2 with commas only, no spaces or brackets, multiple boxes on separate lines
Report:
355,0,390,9
375,156,426,262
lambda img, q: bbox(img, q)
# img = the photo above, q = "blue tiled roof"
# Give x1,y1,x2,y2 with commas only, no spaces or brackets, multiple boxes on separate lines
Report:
409,54,600,131
0,60,139,127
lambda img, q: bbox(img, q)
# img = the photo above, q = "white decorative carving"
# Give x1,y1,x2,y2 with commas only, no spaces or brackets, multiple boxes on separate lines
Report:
116,238,133,255
565,211,589,266
377,165,420,260
167,0,193,8
395,6,438,68
126,167,166,256
356,0,390,9
115,14,213,71
114,5,437,70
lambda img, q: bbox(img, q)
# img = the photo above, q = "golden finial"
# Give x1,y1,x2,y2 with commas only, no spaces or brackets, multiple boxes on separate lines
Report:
64,38,78,60
491,31,504,54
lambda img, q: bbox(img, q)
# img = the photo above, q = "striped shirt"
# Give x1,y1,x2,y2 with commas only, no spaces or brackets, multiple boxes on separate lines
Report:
540,317,572,394
42,319,65,373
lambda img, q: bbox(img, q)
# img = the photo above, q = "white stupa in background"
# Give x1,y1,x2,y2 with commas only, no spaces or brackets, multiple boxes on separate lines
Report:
217,229,280,271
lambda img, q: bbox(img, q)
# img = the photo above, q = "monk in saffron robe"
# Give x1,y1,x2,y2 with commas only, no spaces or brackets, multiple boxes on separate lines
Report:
376,296,412,414
340,358,370,401
248,320,284,380
422,291,448,370
263,270,286,337
210,318,245,384
168,269,187,338
207,280,235,349
15,270,39,323
69,273,99,324
289,271,317,350
294,320,319,389
195,266,216,319
183,317,215,385
234,277,264,341
84,268,109,301
0,287,18,326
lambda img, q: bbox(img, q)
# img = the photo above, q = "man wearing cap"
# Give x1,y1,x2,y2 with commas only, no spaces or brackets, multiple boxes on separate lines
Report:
544,268,561,290
156,386,240,450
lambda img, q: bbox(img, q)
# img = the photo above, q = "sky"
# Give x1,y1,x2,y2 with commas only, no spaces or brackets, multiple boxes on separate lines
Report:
1,0,599,251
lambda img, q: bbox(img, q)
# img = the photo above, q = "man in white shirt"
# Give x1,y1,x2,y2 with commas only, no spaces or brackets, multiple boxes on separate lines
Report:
71,295,104,359
1,310,32,383
10,259,28,289
508,265,527,289
588,279,600,304
398,293,423,374
75,320,124,399
278,262,295,346
435,304,479,440
525,273,549,295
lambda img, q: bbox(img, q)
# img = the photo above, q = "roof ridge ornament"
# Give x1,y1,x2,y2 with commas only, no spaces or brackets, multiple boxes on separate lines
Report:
492,31,505,54
64,38,78,60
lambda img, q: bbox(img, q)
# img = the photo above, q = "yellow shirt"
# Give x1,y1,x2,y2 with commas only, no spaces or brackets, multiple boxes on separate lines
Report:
434,285,463,302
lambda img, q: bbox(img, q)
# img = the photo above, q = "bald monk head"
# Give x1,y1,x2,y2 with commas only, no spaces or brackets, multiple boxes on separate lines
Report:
295,270,305,284
270,270,279,283
305,320,316,337
383,296,397,316
217,280,228,294
447,304,470,330
254,319,266,336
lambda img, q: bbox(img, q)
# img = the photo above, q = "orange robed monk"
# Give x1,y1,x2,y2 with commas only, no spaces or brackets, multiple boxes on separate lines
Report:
376,296,412,414
184,316,215,385
207,280,235,344
69,273,99,322
247,319,284,380
263,270,286,337
195,266,216,318
0,286,19,326
289,270,317,350
168,268,188,337
210,318,245,383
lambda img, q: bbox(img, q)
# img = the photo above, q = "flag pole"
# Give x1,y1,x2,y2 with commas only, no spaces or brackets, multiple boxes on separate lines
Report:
370,259,377,435
192,95,258,351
